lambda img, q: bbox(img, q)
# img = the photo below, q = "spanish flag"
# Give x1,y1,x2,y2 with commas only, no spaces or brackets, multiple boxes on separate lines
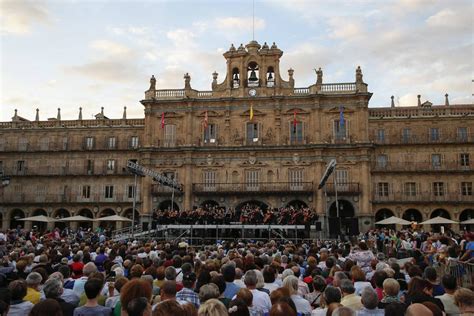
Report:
250,104,254,121
204,111,208,129
161,112,165,129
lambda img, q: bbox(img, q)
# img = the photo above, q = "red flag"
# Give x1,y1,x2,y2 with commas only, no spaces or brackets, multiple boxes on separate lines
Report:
204,111,208,129
293,109,297,132
161,112,165,129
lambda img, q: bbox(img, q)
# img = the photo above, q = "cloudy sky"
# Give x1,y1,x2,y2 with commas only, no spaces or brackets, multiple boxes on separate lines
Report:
0,0,472,121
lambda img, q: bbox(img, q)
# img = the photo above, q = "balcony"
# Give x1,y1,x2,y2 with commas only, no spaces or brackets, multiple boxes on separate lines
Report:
372,161,472,173
151,184,184,196
2,193,132,204
324,182,361,196
192,182,313,195
371,133,474,145
372,192,474,204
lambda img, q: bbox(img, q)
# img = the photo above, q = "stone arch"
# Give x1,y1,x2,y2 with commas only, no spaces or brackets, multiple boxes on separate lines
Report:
77,208,94,229
122,208,140,228
32,209,47,216
53,208,71,230
402,208,423,223
328,199,358,236
158,200,180,211
429,208,452,232
235,200,269,211
32,209,48,232
98,208,116,218
286,200,308,209
460,209,474,231
200,200,219,208
10,209,25,229
97,208,117,230
246,61,260,87
375,208,395,222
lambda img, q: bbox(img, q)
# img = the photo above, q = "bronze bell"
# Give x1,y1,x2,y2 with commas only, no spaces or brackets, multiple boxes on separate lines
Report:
233,73,239,81
268,72,273,80
249,69,258,82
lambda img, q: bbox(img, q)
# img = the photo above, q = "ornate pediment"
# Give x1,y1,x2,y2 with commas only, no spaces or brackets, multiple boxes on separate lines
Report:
285,108,310,115
325,106,355,114
240,109,265,117
197,110,222,118
197,154,224,167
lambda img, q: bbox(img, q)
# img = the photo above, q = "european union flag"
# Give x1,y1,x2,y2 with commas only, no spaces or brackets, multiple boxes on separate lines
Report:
339,105,345,128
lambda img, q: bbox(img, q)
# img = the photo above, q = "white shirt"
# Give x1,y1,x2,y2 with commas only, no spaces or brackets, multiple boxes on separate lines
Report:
263,282,279,293
250,289,272,313
291,294,312,315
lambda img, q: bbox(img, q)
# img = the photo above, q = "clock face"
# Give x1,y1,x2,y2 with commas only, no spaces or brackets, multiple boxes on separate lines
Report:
248,89,257,97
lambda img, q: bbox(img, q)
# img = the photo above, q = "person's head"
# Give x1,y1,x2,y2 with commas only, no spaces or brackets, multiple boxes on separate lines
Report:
373,270,388,289
126,297,151,316
83,262,98,276
384,302,407,316
360,287,378,310
199,283,220,303
408,277,433,296
454,288,474,312
228,299,249,316
29,299,62,316
182,302,198,316
269,301,297,316
441,274,457,293
197,298,228,316
84,278,103,300
115,277,129,293
161,281,177,300
423,267,438,282
120,279,152,312
221,264,236,283
58,265,71,279
323,286,342,305
312,275,326,293
282,275,299,296
339,279,355,296
43,278,63,299
383,278,400,297
8,280,27,301
236,288,253,307
422,301,443,316
332,306,356,316
262,265,276,283
210,275,226,296
406,303,433,316
130,264,145,279
333,271,348,288
165,266,176,281
26,272,42,289
183,272,197,289
153,299,186,316
350,266,366,282
243,270,257,288
269,287,291,305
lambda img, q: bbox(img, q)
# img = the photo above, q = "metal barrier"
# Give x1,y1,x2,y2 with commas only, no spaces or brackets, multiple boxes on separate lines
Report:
434,260,474,288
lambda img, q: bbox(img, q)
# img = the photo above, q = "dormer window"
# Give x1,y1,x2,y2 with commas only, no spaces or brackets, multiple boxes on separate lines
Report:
266,67,275,87
232,68,240,88
247,62,259,87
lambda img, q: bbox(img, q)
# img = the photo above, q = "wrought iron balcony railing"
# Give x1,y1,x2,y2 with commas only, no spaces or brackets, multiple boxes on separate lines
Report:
324,182,361,196
192,182,313,195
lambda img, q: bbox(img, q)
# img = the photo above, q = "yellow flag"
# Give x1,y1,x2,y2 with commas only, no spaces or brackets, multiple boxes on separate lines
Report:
250,104,254,121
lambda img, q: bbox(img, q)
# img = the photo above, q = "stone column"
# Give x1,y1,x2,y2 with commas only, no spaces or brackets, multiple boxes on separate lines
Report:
183,153,193,210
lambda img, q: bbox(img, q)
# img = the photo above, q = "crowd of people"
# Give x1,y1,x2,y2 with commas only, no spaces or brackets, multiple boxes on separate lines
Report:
152,204,318,226
0,226,473,316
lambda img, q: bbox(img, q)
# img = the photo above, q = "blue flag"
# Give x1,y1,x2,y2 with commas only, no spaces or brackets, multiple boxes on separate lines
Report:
339,106,345,128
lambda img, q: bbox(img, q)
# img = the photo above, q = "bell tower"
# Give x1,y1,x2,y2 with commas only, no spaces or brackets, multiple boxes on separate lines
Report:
211,40,294,97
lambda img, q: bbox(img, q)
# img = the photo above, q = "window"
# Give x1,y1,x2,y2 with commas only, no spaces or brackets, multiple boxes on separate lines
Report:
335,169,349,191
108,137,116,149
290,122,304,143
377,182,389,197
289,169,304,190
40,138,49,151
85,137,94,149
36,185,45,200
203,170,216,191
376,155,388,169
431,154,442,169
461,182,473,196
430,128,440,142
127,185,135,199
404,182,417,196
86,160,94,175
0,161,3,175
106,160,115,172
457,127,468,142
129,136,139,149
163,171,176,180
402,128,411,143
245,170,260,191
18,138,28,151
164,125,176,147
17,161,25,174
433,182,445,196
377,129,385,143
62,137,69,150
105,185,114,199
204,124,217,143
460,153,470,167
334,120,347,140
246,123,259,143
82,185,91,199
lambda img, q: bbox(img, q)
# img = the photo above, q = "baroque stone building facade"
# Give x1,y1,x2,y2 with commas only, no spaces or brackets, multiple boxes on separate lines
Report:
1,40,473,235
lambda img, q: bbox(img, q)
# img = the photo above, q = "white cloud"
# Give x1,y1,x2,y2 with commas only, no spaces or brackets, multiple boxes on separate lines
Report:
215,17,265,32
166,29,196,47
91,40,132,56
328,18,364,40
0,0,51,35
